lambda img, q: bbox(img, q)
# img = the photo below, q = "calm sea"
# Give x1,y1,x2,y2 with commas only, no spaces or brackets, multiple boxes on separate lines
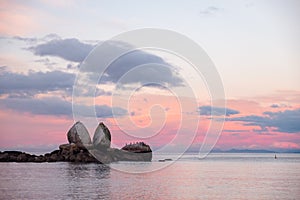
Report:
0,153,299,200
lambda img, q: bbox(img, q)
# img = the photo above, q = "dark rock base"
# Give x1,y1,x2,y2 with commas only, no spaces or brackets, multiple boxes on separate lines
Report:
0,144,152,163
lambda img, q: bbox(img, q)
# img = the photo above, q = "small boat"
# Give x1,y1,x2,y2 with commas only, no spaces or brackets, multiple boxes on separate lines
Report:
158,158,172,162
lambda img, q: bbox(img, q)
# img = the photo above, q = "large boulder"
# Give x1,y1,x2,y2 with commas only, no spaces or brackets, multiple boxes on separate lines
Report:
93,122,111,150
67,121,92,149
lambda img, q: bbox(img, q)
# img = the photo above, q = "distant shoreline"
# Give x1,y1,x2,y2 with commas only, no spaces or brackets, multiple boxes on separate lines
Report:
153,149,300,154
211,149,300,153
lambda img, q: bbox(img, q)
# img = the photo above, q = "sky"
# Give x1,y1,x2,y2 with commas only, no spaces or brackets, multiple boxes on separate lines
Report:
0,0,299,153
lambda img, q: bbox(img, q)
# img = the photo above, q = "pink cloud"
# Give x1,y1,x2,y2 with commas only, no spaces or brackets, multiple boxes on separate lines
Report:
0,2,39,36
1,90,300,151
0,110,72,149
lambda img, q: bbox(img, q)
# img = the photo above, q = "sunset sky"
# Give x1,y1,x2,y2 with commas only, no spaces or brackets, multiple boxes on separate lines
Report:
0,0,299,153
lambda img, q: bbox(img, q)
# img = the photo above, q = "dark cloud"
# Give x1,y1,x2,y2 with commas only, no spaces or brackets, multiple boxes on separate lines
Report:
95,104,127,118
0,97,72,116
34,58,57,68
95,88,112,96
13,34,61,44
270,103,288,108
0,96,127,118
13,36,38,43
199,106,240,116
29,38,184,87
0,66,6,71
29,38,94,62
0,68,114,97
133,83,171,92
223,129,248,133
270,104,280,108
228,109,300,133
0,69,75,95
43,33,61,40
101,50,183,87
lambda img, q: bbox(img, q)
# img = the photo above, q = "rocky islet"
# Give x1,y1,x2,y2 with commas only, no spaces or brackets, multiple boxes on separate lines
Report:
0,122,152,163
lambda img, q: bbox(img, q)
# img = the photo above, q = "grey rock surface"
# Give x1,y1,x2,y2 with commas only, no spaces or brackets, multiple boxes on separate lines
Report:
67,121,91,149
93,122,111,150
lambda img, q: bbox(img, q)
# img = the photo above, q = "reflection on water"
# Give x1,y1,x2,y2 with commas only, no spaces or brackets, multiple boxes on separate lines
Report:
66,163,110,180
65,163,111,199
0,163,111,199
0,153,300,200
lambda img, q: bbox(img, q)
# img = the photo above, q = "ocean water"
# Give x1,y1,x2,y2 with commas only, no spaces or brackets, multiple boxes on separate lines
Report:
0,153,299,200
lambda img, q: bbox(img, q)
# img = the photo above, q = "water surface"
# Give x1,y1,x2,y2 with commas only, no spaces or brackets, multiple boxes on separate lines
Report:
1,153,299,199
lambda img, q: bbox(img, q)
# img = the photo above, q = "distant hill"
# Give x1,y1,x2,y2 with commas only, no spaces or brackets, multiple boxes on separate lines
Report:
281,149,300,153
211,148,277,153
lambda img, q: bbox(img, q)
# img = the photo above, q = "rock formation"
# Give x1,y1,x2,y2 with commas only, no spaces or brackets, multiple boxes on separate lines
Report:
93,122,111,150
122,142,152,153
67,121,92,149
0,122,152,163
